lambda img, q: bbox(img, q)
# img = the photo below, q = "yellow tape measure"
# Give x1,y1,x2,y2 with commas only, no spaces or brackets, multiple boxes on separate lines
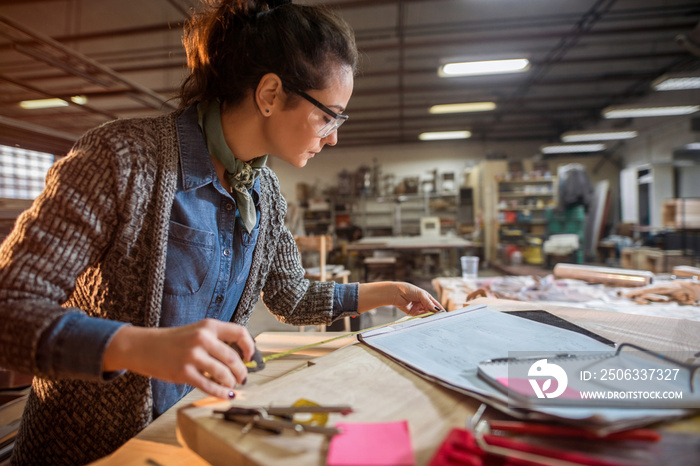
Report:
244,311,436,371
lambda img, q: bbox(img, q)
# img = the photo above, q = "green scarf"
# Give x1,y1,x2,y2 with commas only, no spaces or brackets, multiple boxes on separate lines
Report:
197,100,268,233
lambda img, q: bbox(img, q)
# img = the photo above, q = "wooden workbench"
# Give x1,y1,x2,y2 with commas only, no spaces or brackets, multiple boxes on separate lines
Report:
91,332,356,465
170,299,700,465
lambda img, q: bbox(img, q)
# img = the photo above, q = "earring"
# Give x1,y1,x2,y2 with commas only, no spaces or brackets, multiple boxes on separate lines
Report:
265,109,270,114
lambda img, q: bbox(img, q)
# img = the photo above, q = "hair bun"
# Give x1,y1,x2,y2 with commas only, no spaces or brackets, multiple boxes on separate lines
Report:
265,0,291,8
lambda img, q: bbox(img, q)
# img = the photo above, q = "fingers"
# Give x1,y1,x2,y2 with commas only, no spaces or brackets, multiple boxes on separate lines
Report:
412,287,442,312
185,321,254,397
394,282,445,315
211,320,256,362
199,320,255,384
184,364,236,400
203,337,249,385
426,292,445,312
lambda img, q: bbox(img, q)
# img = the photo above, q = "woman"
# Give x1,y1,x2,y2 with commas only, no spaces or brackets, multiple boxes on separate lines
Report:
0,1,443,464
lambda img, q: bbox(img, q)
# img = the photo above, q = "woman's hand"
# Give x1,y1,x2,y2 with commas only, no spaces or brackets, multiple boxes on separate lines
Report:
104,319,255,399
391,282,444,316
358,281,445,316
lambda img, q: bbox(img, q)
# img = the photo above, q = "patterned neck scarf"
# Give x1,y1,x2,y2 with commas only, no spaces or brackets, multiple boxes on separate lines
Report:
197,100,268,233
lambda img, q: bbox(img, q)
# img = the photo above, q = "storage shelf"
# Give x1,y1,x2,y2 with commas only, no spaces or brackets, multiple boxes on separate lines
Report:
495,176,557,263
498,192,554,197
501,220,547,225
304,187,467,237
335,192,458,203
497,178,554,184
498,206,552,211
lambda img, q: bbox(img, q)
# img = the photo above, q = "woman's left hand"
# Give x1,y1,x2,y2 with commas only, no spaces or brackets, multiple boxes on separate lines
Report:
357,281,445,316
391,282,445,316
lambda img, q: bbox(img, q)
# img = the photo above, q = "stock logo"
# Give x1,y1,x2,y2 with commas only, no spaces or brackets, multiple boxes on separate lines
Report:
528,359,568,399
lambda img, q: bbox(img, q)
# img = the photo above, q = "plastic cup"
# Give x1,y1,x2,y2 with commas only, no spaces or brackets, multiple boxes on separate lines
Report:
461,256,479,280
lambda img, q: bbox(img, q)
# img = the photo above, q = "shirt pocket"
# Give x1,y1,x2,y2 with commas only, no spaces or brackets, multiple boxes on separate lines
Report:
164,220,216,296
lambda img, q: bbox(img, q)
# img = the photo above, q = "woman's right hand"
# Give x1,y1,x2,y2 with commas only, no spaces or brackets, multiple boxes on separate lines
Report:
103,319,255,399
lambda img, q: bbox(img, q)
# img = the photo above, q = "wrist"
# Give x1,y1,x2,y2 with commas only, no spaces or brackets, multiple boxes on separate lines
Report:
103,325,145,372
357,281,400,313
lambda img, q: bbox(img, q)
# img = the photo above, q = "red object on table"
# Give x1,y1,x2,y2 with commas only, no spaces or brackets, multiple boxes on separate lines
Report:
488,421,661,443
428,428,644,466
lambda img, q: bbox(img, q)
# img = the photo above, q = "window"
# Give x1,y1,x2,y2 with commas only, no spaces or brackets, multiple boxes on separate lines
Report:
0,146,54,199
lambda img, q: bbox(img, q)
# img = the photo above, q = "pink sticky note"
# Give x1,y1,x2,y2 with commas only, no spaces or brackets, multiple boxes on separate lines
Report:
327,421,415,466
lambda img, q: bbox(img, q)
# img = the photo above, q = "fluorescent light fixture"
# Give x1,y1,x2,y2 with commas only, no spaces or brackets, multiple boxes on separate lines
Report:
429,102,496,114
419,130,471,141
541,143,606,154
19,98,68,109
561,130,638,142
439,58,529,77
685,143,700,150
653,73,700,91
20,95,88,110
603,105,700,118
70,95,88,105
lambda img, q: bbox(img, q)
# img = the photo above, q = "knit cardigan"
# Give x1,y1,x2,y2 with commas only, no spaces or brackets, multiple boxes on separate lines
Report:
0,110,336,465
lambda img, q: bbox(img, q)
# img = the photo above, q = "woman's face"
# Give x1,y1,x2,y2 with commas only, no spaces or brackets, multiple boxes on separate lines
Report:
271,66,354,168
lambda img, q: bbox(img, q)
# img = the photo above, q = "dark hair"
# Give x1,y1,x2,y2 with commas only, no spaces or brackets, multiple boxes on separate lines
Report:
179,0,358,108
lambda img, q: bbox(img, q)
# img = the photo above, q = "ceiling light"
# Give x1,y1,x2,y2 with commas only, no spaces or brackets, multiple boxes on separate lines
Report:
653,73,700,91
541,143,606,154
439,58,529,77
19,95,88,110
419,131,471,141
561,130,638,142
70,95,88,105
603,105,700,118
19,98,69,109
429,102,496,114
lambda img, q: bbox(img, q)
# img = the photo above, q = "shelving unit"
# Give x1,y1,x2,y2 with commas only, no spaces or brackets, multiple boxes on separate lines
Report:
301,199,332,236
334,192,460,238
496,178,557,258
301,189,468,243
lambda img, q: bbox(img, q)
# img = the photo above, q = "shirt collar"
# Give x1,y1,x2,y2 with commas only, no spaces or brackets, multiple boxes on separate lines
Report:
175,103,261,202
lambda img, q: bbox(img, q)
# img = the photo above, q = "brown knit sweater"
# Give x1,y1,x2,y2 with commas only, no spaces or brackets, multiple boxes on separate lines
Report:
0,110,336,464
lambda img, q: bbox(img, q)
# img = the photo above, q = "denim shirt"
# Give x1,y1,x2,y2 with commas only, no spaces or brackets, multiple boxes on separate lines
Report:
152,105,358,416
150,106,263,416
36,104,358,419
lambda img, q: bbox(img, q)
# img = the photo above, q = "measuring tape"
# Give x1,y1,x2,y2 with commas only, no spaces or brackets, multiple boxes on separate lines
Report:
245,311,437,370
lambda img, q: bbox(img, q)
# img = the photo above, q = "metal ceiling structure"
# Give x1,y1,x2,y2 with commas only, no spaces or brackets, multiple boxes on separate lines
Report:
0,0,699,156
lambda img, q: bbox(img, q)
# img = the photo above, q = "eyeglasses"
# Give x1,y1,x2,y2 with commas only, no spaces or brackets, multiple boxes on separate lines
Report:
612,343,700,393
291,88,349,138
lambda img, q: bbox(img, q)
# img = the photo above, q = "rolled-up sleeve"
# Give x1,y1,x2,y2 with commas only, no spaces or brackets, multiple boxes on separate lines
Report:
332,283,359,320
36,312,129,382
